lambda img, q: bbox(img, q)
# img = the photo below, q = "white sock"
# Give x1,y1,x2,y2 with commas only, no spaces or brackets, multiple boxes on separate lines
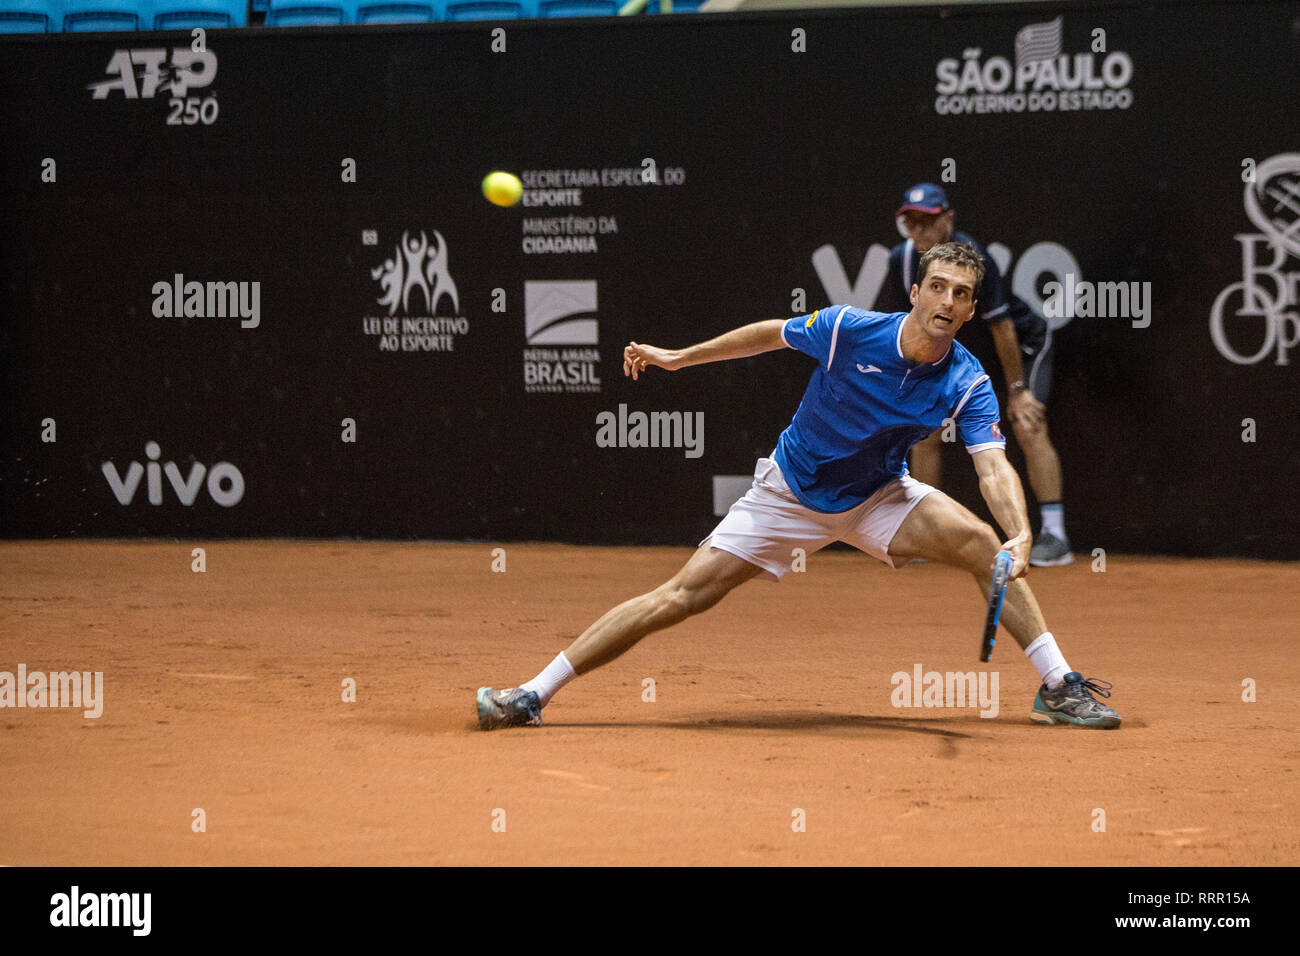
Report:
520,652,576,707
1040,503,1066,540
1024,632,1070,689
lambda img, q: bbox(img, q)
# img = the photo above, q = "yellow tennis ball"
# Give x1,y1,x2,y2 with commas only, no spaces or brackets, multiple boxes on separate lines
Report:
482,171,523,207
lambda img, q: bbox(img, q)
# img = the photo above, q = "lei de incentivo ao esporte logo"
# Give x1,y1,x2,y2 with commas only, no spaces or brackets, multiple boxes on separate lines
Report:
362,228,469,353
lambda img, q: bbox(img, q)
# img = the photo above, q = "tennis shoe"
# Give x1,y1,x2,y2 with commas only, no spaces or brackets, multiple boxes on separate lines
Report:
1029,531,1073,567
477,686,543,730
1031,672,1121,728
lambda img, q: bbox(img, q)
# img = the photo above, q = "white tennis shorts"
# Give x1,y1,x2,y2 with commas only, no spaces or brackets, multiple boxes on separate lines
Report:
702,457,937,581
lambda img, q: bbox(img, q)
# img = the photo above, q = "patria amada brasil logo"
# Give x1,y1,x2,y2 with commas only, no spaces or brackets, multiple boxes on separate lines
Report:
1210,153,1300,366
363,229,469,353
523,280,601,394
933,16,1133,115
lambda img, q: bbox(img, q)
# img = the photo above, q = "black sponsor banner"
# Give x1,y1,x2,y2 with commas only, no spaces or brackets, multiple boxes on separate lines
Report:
1,1,1297,557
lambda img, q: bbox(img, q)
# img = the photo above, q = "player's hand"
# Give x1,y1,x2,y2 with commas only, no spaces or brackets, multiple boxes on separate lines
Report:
998,530,1032,579
1007,389,1046,431
623,342,681,380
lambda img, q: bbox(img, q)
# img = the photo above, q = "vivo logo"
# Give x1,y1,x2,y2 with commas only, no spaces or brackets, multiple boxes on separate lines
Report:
102,441,244,507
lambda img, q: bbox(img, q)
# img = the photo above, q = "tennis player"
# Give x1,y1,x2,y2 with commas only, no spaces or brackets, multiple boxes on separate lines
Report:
477,242,1120,730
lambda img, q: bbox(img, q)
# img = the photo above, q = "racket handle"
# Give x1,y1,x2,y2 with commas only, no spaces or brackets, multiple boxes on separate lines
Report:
980,550,1014,662
994,549,1013,580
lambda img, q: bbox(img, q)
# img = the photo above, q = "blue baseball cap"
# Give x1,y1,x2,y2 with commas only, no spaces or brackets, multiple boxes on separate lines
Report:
896,183,950,217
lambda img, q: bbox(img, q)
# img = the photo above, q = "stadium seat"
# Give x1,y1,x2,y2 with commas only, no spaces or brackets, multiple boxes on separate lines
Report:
443,0,535,19
0,0,60,31
666,0,704,9
264,0,356,23
354,0,440,22
63,0,147,29
152,0,245,28
538,0,617,16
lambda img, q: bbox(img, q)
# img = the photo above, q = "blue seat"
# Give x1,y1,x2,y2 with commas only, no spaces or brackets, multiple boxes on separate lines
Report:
355,0,439,21
63,0,146,28
444,0,533,19
265,0,355,23
0,0,60,31
152,0,245,27
630,0,704,11
538,0,616,16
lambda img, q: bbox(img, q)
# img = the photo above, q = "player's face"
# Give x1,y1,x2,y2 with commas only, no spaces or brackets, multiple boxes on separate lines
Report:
909,262,978,338
900,209,955,253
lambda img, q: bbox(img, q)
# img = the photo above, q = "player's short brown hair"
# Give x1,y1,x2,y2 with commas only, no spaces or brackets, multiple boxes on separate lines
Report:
917,241,986,291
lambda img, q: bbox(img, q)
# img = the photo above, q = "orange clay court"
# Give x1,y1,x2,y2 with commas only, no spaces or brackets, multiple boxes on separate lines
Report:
1,540,1296,867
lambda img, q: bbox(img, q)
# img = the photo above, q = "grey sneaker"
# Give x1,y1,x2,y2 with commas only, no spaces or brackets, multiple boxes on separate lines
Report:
476,686,543,730
1031,672,1121,728
1030,531,1073,567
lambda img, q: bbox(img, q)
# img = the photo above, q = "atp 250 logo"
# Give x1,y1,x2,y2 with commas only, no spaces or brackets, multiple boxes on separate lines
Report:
88,44,219,126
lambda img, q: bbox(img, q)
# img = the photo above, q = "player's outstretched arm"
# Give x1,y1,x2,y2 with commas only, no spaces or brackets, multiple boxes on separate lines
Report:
989,320,1046,429
623,319,788,380
972,447,1033,577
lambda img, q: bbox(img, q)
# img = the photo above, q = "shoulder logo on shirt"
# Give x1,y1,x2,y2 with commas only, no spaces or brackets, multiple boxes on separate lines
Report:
856,363,883,374
806,310,818,328
991,422,1003,440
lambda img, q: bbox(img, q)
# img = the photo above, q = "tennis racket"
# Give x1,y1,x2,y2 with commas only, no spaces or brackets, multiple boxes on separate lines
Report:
979,550,1014,662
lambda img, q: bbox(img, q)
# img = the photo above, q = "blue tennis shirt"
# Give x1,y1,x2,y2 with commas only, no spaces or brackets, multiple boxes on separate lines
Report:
773,306,1005,513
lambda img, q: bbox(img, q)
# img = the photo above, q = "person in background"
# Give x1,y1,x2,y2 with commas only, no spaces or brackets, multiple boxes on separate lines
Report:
880,183,1072,567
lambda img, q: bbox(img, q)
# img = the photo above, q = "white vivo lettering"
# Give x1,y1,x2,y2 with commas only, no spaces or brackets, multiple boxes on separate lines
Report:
102,444,243,507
